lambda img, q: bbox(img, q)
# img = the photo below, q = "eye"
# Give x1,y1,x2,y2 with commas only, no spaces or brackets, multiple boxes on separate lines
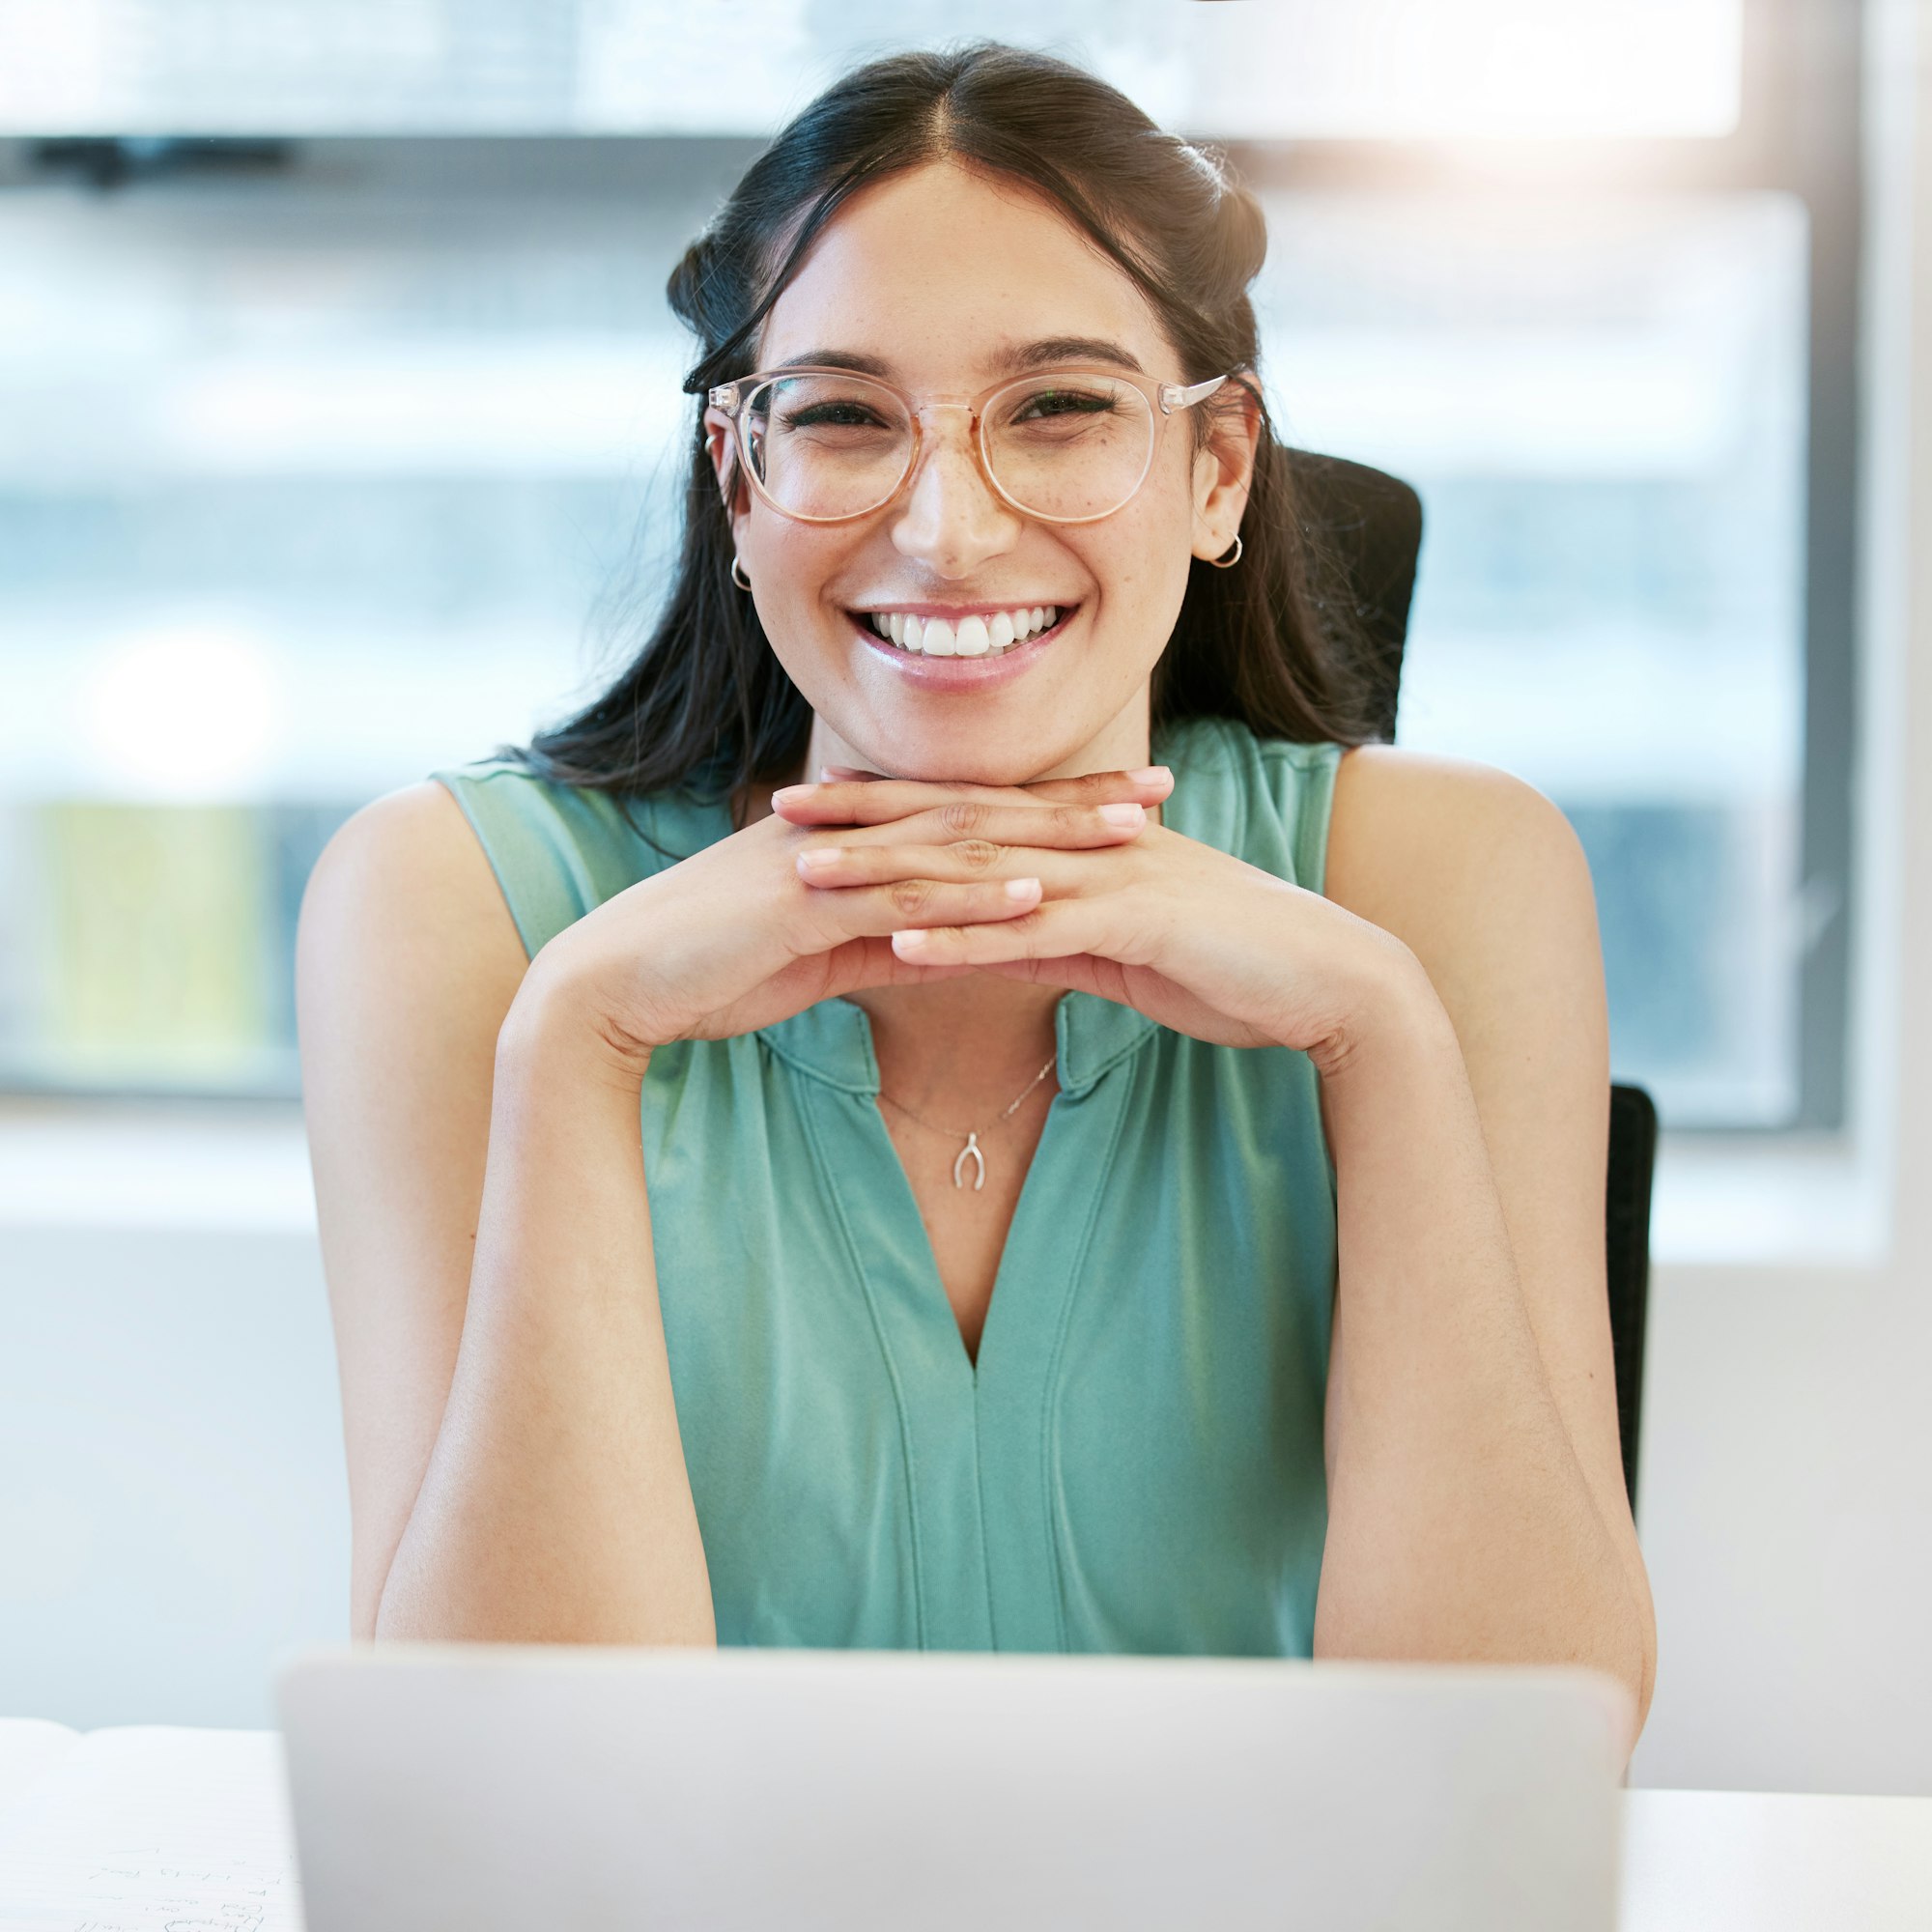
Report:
1012,386,1118,422
781,400,890,431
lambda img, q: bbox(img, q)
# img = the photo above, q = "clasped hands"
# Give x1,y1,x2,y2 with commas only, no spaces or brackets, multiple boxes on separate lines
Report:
773,759,1412,1065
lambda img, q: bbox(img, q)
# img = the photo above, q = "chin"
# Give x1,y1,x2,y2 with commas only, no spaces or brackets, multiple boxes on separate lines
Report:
858,733,1061,788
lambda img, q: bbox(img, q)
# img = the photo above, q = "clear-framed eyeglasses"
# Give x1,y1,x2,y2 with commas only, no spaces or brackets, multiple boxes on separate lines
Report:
705,364,1231,526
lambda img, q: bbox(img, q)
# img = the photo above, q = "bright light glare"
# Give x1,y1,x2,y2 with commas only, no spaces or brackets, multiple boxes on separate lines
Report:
1194,0,1743,140
0,0,115,124
76,622,283,800
0,0,1741,140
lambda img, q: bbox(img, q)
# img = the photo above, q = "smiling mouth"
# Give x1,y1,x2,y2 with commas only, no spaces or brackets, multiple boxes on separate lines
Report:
848,605,1071,657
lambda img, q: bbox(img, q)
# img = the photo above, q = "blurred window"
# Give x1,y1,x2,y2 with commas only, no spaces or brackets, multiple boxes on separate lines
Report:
0,0,1853,1130
1254,191,1810,1125
0,1,1743,139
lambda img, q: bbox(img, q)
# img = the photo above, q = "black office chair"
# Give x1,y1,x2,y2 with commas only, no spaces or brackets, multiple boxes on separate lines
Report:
1286,449,1656,1520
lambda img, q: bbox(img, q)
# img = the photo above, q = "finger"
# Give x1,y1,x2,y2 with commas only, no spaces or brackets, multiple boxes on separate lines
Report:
801,840,1086,891
799,872,1043,948
794,812,1143,884
887,895,1138,968
840,938,983,986
895,798,1150,849
993,764,1176,809
800,842,1105,893
771,765,1173,825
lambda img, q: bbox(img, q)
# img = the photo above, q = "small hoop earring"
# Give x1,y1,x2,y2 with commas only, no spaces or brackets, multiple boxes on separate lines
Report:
731,554,753,591
1208,532,1243,570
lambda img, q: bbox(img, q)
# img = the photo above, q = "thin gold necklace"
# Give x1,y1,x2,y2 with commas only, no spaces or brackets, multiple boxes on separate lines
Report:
876,1052,1059,1191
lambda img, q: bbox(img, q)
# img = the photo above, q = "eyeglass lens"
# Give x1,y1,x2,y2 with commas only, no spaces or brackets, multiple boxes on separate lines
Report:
742,372,1155,522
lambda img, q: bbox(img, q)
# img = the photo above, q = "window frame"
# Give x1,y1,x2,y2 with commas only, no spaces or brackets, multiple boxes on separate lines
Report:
1223,0,1862,1135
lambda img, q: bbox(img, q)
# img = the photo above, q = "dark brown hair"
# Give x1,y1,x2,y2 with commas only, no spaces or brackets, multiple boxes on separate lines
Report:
499,40,1384,813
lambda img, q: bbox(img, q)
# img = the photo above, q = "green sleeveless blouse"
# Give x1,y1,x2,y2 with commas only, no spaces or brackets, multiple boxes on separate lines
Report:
430,714,1342,1657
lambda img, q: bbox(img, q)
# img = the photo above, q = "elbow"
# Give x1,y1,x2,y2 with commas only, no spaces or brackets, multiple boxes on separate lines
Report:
1621,1596,1659,1766
1605,1548,1659,1765
1314,1589,1657,1772
1585,1580,1656,1774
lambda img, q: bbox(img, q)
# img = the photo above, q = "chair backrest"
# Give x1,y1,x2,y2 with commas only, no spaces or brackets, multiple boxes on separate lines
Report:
1286,448,1655,1517
1604,1084,1656,1512
1284,450,1423,744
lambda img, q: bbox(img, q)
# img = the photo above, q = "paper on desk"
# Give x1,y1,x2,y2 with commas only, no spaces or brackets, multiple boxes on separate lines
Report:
0,1727,81,1824
0,1726,302,1931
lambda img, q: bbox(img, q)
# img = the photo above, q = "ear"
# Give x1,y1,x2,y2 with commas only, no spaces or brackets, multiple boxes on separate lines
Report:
1190,379,1263,563
702,405,753,554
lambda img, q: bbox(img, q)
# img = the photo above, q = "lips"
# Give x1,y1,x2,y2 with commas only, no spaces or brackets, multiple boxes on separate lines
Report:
848,604,1074,687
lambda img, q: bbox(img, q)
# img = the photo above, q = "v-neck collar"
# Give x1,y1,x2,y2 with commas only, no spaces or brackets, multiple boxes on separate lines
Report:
761,979,1154,1098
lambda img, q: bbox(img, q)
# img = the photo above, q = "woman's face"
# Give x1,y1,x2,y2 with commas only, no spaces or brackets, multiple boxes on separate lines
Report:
704,158,1257,786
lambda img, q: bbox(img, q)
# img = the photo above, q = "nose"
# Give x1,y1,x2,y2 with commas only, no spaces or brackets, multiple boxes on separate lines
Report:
888,405,1024,577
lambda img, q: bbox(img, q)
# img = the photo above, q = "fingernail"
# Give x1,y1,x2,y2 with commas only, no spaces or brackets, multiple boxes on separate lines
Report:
1127,766,1170,784
1099,802,1145,827
798,847,841,870
1005,876,1041,899
772,784,813,805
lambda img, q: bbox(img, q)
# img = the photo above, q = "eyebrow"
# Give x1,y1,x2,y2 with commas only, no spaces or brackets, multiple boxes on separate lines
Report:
774,336,1149,379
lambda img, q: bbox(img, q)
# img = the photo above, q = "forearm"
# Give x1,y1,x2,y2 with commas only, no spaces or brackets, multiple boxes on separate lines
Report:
376,965,716,1646
1310,960,1647,1732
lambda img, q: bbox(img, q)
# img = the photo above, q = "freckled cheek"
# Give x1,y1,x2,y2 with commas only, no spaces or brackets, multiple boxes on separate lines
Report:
1089,486,1193,624
747,521,858,638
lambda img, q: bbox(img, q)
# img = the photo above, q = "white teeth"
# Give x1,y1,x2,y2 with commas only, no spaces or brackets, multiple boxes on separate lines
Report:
861,605,1066,655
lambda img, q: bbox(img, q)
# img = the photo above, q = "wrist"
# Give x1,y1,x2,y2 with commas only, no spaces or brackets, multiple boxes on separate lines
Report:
499,944,655,1093
1308,938,1454,1086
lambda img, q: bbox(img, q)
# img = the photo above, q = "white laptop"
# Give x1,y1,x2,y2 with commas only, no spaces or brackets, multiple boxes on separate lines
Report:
276,1643,1631,1932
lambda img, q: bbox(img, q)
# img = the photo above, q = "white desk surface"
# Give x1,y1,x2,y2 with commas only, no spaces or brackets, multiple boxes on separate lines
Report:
0,1721,1925,1930
1618,1787,1931,1930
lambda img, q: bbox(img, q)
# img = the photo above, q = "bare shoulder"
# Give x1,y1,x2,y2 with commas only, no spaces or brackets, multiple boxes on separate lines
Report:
301,780,526,989
295,773,531,1262
1323,742,1596,981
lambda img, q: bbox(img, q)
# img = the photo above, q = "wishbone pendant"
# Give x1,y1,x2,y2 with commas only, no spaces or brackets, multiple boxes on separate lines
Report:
952,1133,986,1191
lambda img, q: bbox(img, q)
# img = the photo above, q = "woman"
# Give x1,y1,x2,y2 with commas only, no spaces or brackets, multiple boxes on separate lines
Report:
298,42,1655,1757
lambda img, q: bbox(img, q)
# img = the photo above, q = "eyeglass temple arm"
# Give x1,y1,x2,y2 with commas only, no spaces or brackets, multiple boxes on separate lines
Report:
1159,374,1230,414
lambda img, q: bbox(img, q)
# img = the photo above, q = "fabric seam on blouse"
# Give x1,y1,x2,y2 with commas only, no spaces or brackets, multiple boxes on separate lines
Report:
970,1406,1002,1647
1038,1065,1140,1652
